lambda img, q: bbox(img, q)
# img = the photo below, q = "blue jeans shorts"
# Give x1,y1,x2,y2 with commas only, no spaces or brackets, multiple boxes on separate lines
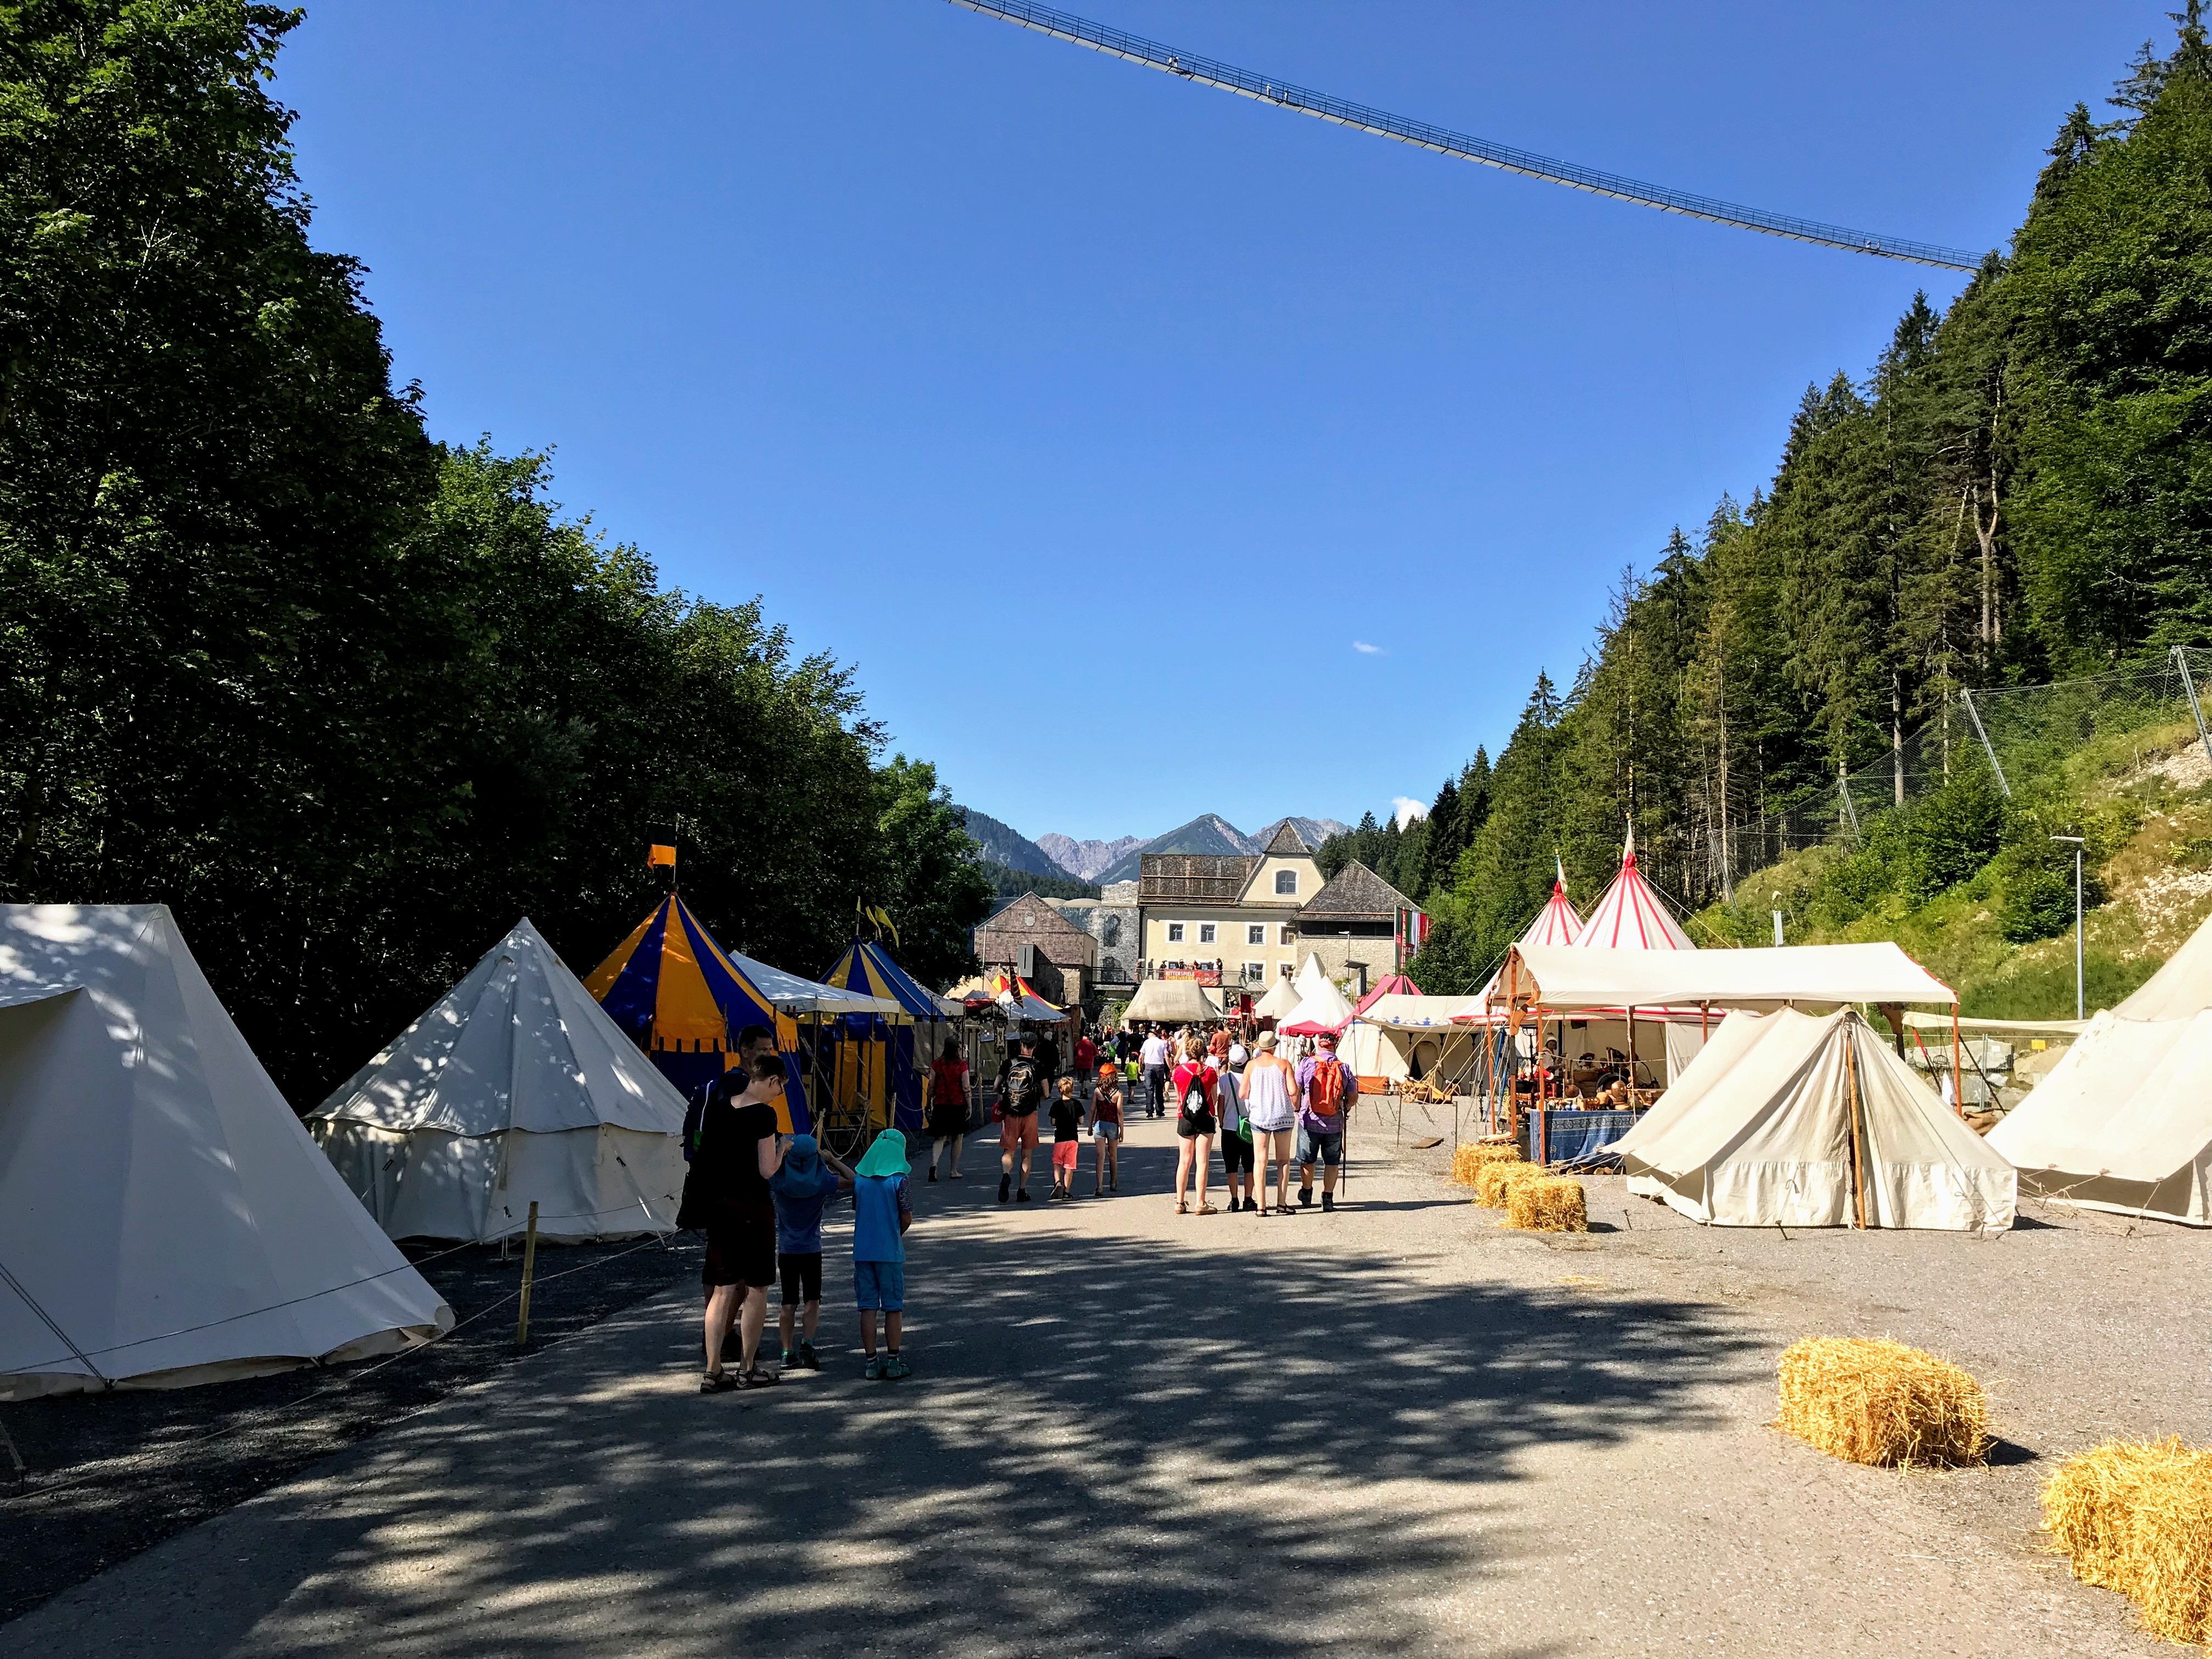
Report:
854,1260,906,1312
1296,1127,1344,1168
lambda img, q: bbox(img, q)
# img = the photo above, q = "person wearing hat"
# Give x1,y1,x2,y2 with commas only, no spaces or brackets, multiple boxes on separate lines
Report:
1294,1029,1353,1212
1241,1031,1299,1214
768,1132,855,1372
852,1129,915,1379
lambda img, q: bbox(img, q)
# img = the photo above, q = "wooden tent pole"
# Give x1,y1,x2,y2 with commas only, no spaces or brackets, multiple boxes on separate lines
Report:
1950,1002,1966,1119
1842,1018,1869,1231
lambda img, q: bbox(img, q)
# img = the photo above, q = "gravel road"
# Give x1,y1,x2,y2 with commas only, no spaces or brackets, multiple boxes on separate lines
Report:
5,1113,2205,1658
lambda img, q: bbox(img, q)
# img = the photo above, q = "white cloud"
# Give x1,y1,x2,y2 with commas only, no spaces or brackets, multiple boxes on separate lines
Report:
1391,796,1427,827
1352,640,1384,655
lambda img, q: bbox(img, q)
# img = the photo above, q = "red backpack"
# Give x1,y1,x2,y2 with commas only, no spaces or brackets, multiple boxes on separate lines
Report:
1308,1056,1346,1118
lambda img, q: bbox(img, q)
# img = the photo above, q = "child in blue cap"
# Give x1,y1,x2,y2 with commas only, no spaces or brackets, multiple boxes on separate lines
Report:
768,1133,853,1372
852,1129,915,1379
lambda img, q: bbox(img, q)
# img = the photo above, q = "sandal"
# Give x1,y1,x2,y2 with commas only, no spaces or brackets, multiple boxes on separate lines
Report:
1196,1203,1220,1216
699,1372,737,1394
733,1367,780,1390
1175,1200,1188,1215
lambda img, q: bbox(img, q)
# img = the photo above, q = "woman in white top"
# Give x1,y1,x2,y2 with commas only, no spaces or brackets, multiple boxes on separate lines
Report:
1239,1031,1299,1215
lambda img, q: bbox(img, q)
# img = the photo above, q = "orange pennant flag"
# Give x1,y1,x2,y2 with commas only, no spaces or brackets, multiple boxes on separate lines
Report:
647,843,677,870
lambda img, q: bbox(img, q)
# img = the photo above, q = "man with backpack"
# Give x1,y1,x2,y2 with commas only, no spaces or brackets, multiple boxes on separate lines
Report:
998,1034,1045,1205
1294,1029,1353,1212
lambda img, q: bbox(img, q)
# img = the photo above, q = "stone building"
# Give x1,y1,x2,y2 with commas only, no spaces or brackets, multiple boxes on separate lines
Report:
972,891,1097,1008
1294,861,1422,996
1137,823,1320,992
1046,879,1141,997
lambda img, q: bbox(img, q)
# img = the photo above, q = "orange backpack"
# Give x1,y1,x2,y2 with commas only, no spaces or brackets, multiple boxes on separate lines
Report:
1309,1056,1346,1118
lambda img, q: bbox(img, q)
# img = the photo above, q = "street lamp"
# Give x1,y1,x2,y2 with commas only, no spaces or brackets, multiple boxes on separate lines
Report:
2051,836,2085,1020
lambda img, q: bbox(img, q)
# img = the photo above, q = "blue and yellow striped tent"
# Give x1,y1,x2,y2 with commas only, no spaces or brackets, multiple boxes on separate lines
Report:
822,940,953,1133
585,895,811,1132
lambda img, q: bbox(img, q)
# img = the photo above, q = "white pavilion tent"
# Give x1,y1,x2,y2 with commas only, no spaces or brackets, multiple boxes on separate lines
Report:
1,906,452,1399
1341,993,1486,1085
1122,977,1220,1026
1251,975,1302,1024
308,919,691,1243
1989,910,2212,1225
1613,1007,2016,1233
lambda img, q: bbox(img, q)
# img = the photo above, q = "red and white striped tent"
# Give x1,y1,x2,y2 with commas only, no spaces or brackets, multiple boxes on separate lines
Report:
1577,824,1695,951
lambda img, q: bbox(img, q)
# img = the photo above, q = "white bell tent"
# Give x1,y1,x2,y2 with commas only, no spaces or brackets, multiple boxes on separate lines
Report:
308,918,689,1243
1,905,452,1399
1989,910,2212,1225
1613,1007,2016,1234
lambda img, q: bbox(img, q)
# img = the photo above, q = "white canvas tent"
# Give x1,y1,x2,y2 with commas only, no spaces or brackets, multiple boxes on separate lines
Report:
1122,977,1221,1026
1282,974,1357,1036
1613,1008,2016,1233
308,919,690,1244
1,906,453,1399
1988,911,2212,1225
1341,994,1485,1083
1293,952,1333,1000
1494,941,1956,1015
1252,975,1302,1023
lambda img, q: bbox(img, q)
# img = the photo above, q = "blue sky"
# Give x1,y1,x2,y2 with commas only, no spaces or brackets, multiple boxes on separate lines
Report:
278,1,2166,843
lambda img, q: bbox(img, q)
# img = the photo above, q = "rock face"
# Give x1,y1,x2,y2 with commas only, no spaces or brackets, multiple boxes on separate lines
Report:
954,807,1074,879
1036,832,1144,882
1089,815,1352,887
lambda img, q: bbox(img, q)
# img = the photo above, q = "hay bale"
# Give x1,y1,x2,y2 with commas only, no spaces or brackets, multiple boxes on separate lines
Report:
2041,1437,2212,1647
1509,1177,1588,1232
1776,1338,1989,1468
1451,1142,1522,1186
1473,1158,1543,1208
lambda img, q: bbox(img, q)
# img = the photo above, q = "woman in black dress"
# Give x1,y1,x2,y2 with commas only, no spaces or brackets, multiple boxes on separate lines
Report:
698,1051,789,1391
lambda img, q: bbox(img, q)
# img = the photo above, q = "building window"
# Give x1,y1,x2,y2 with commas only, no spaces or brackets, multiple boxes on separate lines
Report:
1247,923,1265,945
1279,962,1295,978
1280,925,1296,946
1199,923,1216,945
1103,916,1120,947
1243,961,1266,984
1276,870,1297,895
1167,923,1184,944
1102,957,1123,981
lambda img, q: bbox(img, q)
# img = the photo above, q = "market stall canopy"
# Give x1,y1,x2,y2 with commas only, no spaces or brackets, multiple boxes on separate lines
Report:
823,939,963,1020
308,919,687,1243
1356,993,1486,1030
1282,975,1358,1036
1469,869,1589,1010
1251,976,1303,1022
1578,827,1694,950
1351,974,1422,1019
1613,1007,2016,1233
725,946,902,1018
1989,909,2212,1225
1901,1011,2088,1037
1488,941,1955,1015
1123,976,1220,1026
988,970,1064,1022
1,905,453,1398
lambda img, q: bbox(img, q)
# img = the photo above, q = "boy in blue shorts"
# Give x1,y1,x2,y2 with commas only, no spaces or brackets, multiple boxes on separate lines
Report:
768,1133,853,1371
852,1129,915,1380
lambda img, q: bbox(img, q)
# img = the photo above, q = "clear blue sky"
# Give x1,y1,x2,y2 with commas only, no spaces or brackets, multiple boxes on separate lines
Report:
278,1,2166,844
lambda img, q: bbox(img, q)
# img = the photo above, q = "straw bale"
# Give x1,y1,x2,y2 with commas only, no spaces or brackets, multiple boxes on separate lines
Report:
1509,1177,1588,1232
1473,1158,1543,1208
1451,1142,1522,1186
2041,1437,2212,1647
1776,1338,1989,1468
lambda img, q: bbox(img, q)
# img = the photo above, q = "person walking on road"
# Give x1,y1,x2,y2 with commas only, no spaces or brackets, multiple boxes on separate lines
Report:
687,1051,789,1391
1139,1025,1172,1119
926,1037,969,1181
1171,1035,1219,1216
852,1130,915,1380
998,1035,1045,1204
1242,1031,1299,1214
769,1132,852,1371
1088,1063,1123,1194
1295,1030,1353,1212
1074,1027,1097,1099
1215,1037,1256,1213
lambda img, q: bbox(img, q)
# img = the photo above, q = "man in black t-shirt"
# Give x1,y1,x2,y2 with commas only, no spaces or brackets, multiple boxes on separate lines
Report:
699,1051,788,1391
997,1036,1044,1205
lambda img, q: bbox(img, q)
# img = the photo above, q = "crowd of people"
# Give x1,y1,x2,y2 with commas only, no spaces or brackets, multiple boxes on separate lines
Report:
677,1015,1357,1395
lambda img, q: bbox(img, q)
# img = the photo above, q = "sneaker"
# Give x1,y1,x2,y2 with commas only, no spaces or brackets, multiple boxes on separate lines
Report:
798,1341,820,1371
780,1348,799,1369
1243,1197,1259,1213
1015,1187,1031,1203
865,1355,885,1380
999,1175,1012,1204
1299,1185,1314,1207
882,1355,911,1380
928,1167,938,1182
1322,1192,1336,1212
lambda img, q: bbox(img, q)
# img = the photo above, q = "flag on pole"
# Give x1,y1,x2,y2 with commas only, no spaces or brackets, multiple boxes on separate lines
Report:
647,843,676,870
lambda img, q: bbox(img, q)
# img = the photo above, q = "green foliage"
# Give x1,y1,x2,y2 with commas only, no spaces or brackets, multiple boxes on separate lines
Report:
0,5,990,1098
1900,769,2009,902
979,861,1100,901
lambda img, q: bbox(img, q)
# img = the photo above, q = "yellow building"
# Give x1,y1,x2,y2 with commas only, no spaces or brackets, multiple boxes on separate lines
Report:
1138,823,1321,994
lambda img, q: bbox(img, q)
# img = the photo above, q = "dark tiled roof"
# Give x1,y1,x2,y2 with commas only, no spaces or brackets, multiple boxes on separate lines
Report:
1300,860,1414,918
1261,822,1310,855
1139,853,1261,905
974,893,1096,944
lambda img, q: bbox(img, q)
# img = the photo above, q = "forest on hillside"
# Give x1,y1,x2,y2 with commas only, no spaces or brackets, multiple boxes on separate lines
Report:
1383,13,2212,1002
0,5,994,1102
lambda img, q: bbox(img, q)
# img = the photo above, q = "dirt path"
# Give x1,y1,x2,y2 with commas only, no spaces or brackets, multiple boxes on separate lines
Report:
7,1116,2200,1658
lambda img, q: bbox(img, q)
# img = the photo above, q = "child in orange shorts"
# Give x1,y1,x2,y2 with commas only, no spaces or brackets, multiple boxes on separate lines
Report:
1047,1076,1083,1201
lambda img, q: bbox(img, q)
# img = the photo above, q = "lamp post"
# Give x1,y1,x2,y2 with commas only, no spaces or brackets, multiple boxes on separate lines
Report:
2051,836,2085,1020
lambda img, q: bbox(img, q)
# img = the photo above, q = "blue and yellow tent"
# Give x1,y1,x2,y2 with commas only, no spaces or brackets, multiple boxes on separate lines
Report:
585,895,811,1132
823,940,954,1133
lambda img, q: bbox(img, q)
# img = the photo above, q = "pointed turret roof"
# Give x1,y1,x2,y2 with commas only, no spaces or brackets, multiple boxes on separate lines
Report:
1579,823,1695,950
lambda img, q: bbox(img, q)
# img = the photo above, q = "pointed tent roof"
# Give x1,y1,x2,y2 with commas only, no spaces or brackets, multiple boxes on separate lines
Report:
824,939,960,1021
1293,952,1334,1000
1252,975,1304,1022
989,970,1064,1022
584,893,787,1054
1467,868,1587,1012
311,918,687,1137
1261,821,1311,856
1,906,452,1398
1579,825,1695,950
1282,973,1358,1036
1123,976,1220,1026
1352,973,1421,1019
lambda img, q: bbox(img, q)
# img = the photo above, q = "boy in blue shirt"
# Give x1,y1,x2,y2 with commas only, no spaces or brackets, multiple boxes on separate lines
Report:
768,1133,852,1372
852,1129,915,1380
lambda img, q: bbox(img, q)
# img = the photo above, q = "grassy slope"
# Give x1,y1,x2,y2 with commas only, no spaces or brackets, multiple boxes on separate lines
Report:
1689,720,2212,1019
